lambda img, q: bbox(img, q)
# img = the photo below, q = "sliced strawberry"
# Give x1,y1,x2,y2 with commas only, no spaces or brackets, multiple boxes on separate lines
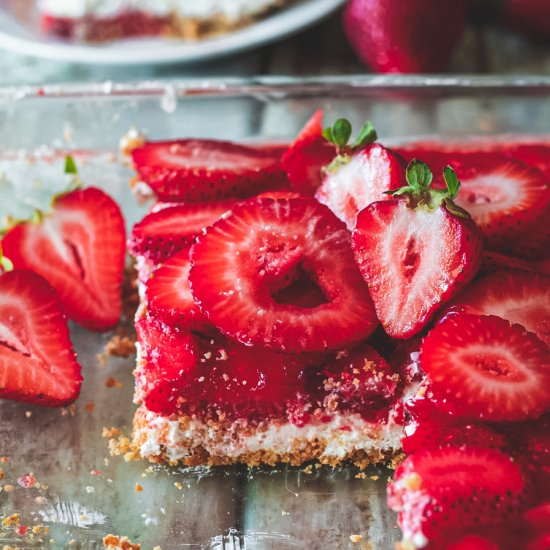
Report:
135,314,198,416
1,187,126,331
145,250,212,333
388,446,526,547
402,398,507,455
280,109,336,195
316,143,406,229
505,143,550,181
352,161,483,338
132,139,287,202
0,270,82,407
450,155,550,260
128,200,234,264
321,343,398,418
523,501,550,532
189,197,378,353
420,314,550,422
443,270,550,346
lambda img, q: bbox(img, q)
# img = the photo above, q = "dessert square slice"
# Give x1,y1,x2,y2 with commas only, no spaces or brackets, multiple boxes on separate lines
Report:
38,0,291,42
127,137,412,468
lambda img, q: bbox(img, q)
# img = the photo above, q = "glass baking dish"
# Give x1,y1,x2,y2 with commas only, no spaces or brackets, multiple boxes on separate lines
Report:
0,76,549,550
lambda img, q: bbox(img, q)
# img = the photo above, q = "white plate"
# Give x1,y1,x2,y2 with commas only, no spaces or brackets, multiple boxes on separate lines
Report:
0,0,344,65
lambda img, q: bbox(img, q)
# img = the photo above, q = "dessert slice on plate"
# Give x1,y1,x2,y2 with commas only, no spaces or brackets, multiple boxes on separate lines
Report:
38,0,293,42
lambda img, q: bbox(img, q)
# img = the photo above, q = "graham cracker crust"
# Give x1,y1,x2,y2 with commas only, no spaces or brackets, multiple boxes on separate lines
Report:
131,405,404,469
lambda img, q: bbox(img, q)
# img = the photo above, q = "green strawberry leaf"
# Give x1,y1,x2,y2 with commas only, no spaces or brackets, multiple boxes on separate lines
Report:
331,119,352,147
353,121,378,148
443,165,460,198
406,159,433,192
64,155,78,175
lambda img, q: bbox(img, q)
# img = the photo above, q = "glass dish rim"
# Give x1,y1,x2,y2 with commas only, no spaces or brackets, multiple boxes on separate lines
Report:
1,74,550,101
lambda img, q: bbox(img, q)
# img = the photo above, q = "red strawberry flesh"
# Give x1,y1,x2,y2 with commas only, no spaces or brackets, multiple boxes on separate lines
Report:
315,143,406,229
443,270,550,346
0,270,82,407
128,200,234,264
1,187,126,331
353,200,483,338
132,139,288,202
189,197,378,352
420,314,550,421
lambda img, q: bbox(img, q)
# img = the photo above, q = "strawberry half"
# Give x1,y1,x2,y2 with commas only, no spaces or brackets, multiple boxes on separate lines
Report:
2,187,126,331
280,109,337,195
420,314,550,422
480,251,549,276
310,118,406,229
387,446,526,548
145,250,212,333
0,269,82,407
128,200,235,264
352,161,483,338
189,197,378,353
132,139,287,202
443,270,550,346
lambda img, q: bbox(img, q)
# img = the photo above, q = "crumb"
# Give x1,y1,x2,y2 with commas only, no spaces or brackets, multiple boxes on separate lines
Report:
31,525,46,535
134,484,143,493
108,435,140,462
105,377,122,389
281,510,290,516
15,525,28,536
17,473,37,488
355,472,367,479
302,465,313,474
0,457,8,463
25,411,32,418
152,547,162,550
0,469,4,480
119,127,146,157
349,534,362,543
85,403,95,413
97,334,136,365
90,470,102,477
3,484,14,493
102,427,122,439
85,486,95,494
2,513,20,527
103,534,141,549
174,482,183,490
34,496,47,505
370,474,380,481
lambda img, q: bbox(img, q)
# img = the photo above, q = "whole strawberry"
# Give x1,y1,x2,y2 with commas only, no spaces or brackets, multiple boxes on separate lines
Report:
343,0,467,73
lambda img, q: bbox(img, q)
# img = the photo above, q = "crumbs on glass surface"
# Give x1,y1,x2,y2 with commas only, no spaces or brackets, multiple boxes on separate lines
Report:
103,534,141,550
119,128,146,157
349,534,363,544
108,433,140,462
105,376,123,389
2,513,20,527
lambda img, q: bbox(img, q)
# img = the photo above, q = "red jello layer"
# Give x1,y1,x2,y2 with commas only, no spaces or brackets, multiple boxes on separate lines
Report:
134,309,401,426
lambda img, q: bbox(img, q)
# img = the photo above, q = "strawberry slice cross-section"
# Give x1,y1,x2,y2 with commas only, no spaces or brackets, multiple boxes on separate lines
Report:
2,187,126,331
189,197,379,353
131,139,288,202
421,313,550,422
0,269,82,407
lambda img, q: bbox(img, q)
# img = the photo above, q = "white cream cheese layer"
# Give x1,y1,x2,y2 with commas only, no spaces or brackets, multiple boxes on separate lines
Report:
39,0,282,21
136,407,403,463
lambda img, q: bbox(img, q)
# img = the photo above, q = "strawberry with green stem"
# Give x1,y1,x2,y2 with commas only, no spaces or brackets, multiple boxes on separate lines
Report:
315,118,407,229
352,160,483,338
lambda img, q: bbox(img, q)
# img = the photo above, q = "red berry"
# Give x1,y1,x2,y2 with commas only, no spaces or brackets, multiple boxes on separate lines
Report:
0,270,82,407
2,187,126,331
420,314,550,422
189,197,378,352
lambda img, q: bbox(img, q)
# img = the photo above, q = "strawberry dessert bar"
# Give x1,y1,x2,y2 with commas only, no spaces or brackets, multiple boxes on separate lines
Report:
38,0,290,42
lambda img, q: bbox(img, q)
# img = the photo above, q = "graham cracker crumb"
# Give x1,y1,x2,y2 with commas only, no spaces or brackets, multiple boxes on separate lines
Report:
3,485,14,493
174,482,183,490
85,403,95,413
302,465,313,474
350,534,362,543
355,472,367,479
102,427,122,438
134,484,143,492
103,534,141,549
106,376,122,389
2,513,20,527
0,469,4,480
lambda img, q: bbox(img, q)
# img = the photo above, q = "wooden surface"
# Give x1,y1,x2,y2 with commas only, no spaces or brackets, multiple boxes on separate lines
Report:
0,8,549,86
